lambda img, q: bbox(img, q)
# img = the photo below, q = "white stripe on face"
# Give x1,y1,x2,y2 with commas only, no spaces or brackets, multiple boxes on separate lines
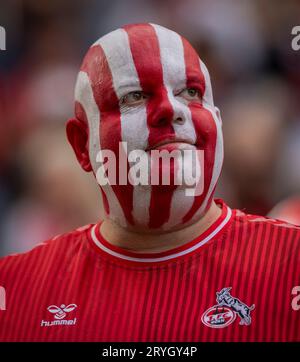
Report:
192,59,223,218
151,23,197,228
151,24,197,144
94,29,151,226
200,59,215,106
161,188,194,231
75,71,101,171
94,29,149,152
75,71,127,226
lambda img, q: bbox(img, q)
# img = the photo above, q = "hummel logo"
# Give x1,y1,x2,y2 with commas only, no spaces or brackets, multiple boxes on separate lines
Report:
40,303,77,327
47,304,77,320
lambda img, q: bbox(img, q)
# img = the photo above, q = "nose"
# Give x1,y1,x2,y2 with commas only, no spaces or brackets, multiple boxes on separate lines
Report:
148,96,174,128
148,91,187,128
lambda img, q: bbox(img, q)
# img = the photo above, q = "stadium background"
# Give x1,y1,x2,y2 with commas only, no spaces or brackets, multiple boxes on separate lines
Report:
0,0,299,256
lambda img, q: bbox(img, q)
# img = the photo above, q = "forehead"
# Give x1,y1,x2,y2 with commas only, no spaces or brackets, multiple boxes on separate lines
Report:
84,24,204,93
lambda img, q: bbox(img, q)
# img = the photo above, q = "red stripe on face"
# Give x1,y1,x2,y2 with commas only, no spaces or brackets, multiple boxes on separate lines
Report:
81,45,134,225
181,37,218,223
123,24,176,147
124,23,177,228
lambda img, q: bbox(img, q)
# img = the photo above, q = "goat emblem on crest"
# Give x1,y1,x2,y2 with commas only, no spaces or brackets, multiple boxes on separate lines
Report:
202,287,255,328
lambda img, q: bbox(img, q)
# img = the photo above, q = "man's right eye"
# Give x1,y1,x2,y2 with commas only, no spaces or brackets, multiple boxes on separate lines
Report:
120,91,147,106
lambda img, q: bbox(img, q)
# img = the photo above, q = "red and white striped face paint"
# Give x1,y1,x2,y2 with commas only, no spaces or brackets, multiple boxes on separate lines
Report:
74,23,223,231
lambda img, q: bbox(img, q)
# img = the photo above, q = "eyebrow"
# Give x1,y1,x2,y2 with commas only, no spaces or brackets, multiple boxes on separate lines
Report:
186,75,205,92
114,74,205,96
114,80,142,97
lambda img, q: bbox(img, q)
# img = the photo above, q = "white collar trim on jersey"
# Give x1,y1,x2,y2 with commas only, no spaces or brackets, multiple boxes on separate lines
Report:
90,205,232,263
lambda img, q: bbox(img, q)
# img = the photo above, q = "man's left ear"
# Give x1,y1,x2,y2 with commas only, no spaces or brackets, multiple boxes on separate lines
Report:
215,106,223,126
66,118,93,172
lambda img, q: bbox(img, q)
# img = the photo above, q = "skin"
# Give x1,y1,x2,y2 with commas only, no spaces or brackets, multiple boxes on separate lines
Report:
67,24,224,253
100,200,221,253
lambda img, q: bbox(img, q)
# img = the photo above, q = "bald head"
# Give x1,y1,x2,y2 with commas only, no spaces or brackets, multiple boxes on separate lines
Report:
67,23,224,231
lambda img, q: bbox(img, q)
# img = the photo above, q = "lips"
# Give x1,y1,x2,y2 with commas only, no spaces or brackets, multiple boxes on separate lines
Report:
146,138,196,152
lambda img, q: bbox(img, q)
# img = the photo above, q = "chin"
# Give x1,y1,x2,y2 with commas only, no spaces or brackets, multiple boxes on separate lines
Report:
100,181,207,232
128,215,203,235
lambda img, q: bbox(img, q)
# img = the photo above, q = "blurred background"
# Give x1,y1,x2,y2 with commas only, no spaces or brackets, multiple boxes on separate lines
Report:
0,0,299,256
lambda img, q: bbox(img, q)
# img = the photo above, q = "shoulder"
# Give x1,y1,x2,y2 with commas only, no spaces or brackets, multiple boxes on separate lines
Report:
234,208,300,234
232,208,300,262
0,224,94,278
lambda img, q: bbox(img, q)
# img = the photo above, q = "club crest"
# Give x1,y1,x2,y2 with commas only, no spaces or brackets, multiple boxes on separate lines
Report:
202,287,255,328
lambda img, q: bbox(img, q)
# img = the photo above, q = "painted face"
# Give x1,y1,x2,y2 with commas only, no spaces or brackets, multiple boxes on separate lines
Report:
71,23,223,232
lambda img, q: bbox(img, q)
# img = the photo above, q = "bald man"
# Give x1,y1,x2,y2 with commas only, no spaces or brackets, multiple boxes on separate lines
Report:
0,24,299,342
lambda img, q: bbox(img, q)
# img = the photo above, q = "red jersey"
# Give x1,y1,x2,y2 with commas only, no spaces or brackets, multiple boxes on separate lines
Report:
0,200,299,341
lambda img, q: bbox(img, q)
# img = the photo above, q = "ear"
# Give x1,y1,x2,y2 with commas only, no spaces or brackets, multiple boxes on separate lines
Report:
66,118,92,172
215,106,223,126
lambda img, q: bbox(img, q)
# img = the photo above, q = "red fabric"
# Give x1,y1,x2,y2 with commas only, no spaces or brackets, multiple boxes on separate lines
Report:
0,200,299,341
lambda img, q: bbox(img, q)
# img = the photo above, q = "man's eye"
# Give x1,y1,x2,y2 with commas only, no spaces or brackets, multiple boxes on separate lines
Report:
120,91,146,106
178,88,201,101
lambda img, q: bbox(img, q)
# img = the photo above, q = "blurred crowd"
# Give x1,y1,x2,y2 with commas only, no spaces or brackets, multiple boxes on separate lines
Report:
0,0,299,256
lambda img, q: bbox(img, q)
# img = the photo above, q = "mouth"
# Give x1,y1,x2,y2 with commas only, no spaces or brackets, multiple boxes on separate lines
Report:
146,138,196,151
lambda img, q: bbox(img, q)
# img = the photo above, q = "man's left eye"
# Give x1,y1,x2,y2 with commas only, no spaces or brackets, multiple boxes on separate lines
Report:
178,88,201,101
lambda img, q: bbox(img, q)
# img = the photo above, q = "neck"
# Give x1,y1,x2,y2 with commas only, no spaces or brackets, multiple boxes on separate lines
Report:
100,201,222,253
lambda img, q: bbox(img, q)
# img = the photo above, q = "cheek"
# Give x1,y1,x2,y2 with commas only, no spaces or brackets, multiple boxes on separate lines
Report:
99,107,149,154
192,106,217,148
99,110,122,153
190,105,218,189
